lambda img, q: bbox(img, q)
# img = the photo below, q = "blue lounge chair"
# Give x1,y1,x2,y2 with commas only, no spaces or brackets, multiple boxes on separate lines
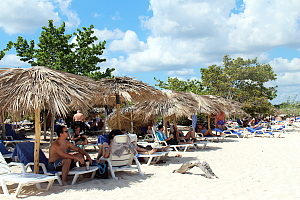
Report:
246,127,274,138
12,142,98,185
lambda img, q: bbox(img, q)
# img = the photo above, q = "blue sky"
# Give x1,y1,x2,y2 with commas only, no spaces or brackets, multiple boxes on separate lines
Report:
0,0,299,105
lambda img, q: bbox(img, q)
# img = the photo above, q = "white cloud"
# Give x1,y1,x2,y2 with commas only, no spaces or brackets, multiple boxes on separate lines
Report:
270,57,300,73
0,0,60,34
112,11,121,20
166,68,195,76
55,0,80,28
228,0,300,51
0,0,82,35
107,0,300,76
0,54,30,67
93,28,124,41
109,30,146,53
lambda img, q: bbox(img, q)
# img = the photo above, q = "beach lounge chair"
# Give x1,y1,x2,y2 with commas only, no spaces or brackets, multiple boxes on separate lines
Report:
223,128,249,138
246,127,274,138
153,130,194,152
129,134,169,166
99,134,144,180
0,152,57,197
12,142,97,185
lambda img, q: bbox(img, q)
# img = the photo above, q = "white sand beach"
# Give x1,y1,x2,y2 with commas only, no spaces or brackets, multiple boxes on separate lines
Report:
3,131,300,200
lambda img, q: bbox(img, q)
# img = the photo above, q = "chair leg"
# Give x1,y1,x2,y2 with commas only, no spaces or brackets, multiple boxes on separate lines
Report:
71,174,80,185
36,179,55,191
107,161,117,180
55,173,63,185
133,157,144,176
0,180,13,197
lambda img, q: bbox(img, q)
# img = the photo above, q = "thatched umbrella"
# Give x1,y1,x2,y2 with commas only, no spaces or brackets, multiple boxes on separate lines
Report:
94,76,163,129
125,90,199,135
106,106,150,133
0,66,103,173
200,95,245,116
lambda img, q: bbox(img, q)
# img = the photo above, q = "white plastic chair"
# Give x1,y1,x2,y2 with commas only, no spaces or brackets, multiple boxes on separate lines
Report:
0,152,57,197
99,134,144,180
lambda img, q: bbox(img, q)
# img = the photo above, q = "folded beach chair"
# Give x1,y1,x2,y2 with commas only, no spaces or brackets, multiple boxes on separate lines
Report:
99,134,144,180
12,142,97,185
0,152,57,197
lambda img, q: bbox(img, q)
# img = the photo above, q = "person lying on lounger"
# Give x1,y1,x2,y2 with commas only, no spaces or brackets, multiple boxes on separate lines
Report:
170,125,197,142
196,124,217,137
156,125,193,145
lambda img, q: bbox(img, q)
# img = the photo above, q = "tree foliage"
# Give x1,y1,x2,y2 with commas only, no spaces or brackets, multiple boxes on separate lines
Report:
278,95,300,116
154,77,205,94
3,20,114,80
200,55,277,116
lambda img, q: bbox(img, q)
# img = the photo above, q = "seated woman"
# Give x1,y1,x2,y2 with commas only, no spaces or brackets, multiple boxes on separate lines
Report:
70,126,88,145
196,124,216,137
170,125,196,142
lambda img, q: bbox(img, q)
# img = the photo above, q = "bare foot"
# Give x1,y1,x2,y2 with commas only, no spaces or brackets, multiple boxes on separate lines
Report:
62,182,68,186
148,149,157,155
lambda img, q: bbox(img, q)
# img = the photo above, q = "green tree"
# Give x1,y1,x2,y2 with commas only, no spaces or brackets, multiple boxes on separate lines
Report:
200,55,278,116
278,95,300,116
4,20,114,80
0,41,13,60
154,77,205,94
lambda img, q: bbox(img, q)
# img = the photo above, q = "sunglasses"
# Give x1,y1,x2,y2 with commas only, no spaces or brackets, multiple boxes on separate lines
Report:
64,131,69,133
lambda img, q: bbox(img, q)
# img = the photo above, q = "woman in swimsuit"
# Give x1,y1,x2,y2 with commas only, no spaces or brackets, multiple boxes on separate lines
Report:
71,126,88,145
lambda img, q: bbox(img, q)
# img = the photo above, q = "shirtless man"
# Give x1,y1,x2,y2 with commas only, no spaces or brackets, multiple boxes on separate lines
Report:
73,110,85,130
49,125,92,185
215,112,226,130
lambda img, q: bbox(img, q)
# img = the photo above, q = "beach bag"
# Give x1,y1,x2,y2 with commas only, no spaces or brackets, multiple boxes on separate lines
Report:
92,162,109,179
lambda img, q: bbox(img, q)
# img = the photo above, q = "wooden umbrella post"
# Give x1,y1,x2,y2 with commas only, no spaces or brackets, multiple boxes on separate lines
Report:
1,112,6,140
50,114,55,144
130,110,133,133
34,108,41,174
208,114,211,129
43,111,47,141
163,117,168,136
116,94,121,129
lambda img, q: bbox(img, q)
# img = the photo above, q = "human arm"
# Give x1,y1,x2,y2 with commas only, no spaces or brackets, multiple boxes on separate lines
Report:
70,133,80,141
68,143,92,163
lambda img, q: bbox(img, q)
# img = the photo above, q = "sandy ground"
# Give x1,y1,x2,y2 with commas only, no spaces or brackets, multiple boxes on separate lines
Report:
2,131,300,200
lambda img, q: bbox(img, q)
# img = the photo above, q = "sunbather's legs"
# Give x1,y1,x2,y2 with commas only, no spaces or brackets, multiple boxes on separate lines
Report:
203,129,216,136
138,148,157,155
184,131,196,140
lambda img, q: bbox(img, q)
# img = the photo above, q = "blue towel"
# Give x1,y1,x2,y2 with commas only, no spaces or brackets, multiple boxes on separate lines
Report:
97,135,110,145
0,142,10,154
13,142,48,168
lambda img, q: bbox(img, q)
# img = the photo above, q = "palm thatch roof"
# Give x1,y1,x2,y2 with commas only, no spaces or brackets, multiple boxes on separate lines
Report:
200,95,245,116
136,90,199,119
107,90,199,127
93,76,163,106
187,92,221,115
106,106,152,132
0,66,102,117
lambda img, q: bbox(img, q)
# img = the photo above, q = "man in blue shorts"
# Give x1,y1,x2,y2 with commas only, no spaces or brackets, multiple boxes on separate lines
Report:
49,125,92,185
